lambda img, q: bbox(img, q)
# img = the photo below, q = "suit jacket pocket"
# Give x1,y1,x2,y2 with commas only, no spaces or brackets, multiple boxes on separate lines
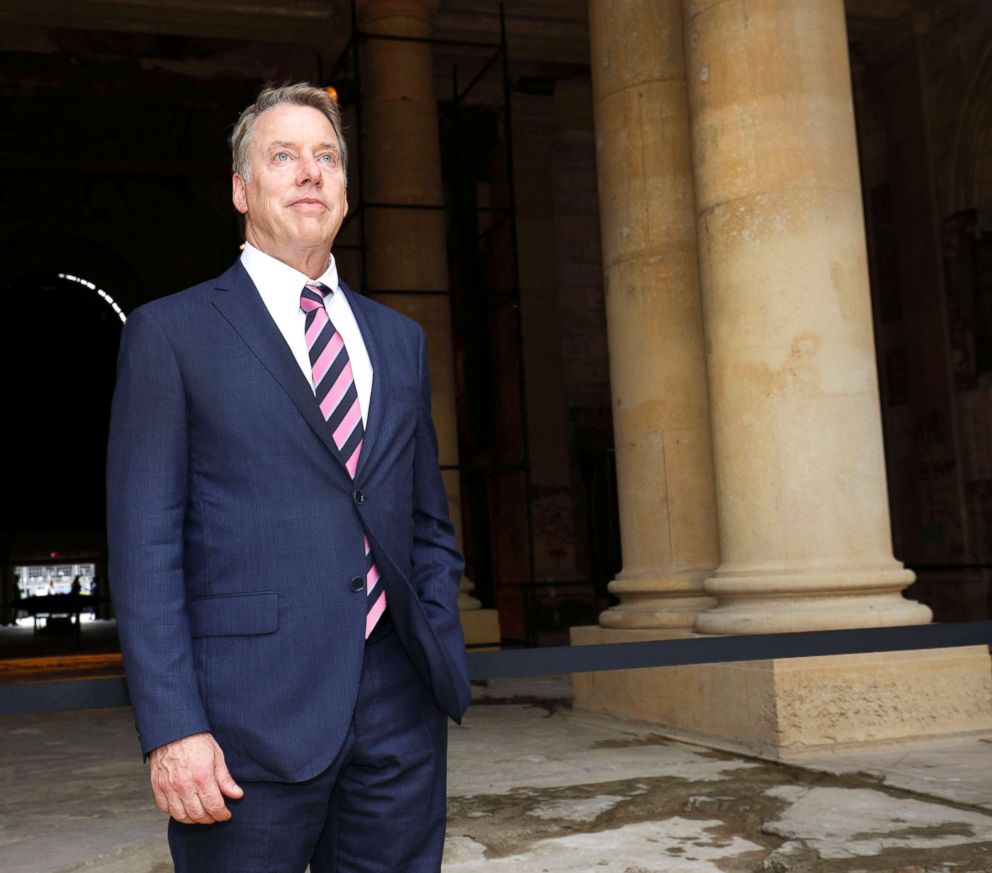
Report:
188,592,279,637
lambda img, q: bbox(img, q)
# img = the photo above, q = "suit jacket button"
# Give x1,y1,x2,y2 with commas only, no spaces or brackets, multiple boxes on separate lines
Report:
350,576,365,592
354,489,365,505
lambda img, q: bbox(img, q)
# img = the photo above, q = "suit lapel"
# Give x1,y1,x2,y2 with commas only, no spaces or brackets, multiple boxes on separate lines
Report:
211,259,352,478
340,279,388,483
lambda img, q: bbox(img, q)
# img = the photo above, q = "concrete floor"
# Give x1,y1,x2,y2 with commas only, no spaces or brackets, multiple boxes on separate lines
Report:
2,674,992,872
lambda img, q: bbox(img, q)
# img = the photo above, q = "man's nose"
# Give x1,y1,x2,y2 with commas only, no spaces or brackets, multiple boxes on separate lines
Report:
297,153,322,185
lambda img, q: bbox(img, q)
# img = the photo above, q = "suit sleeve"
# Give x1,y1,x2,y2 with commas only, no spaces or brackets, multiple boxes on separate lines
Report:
106,306,212,759
410,325,472,717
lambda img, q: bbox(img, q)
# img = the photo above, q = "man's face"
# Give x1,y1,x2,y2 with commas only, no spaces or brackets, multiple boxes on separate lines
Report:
232,103,348,256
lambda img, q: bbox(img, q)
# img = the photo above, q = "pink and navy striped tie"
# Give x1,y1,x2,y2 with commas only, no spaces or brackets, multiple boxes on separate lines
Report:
300,281,386,639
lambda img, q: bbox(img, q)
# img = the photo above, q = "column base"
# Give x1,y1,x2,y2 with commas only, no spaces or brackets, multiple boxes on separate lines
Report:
695,565,930,634
601,569,717,630
570,625,992,757
460,608,501,651
459,576,482,610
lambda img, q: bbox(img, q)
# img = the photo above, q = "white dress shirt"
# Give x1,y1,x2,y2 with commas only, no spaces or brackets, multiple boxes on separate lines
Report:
240,241,373,427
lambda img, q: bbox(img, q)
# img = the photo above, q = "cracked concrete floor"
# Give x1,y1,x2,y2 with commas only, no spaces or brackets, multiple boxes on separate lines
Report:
2,675,991,872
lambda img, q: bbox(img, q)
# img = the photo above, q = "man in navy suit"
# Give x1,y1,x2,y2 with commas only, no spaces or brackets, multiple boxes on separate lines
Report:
106,82,471,872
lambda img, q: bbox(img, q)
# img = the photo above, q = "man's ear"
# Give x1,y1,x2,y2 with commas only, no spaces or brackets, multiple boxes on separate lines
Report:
232,174,248,215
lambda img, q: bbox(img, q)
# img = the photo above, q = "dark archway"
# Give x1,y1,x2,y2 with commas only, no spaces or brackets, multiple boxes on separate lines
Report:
1,271,124,535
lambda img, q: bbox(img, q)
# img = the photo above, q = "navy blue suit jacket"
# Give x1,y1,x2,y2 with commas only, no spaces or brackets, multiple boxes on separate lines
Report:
106,258,471,782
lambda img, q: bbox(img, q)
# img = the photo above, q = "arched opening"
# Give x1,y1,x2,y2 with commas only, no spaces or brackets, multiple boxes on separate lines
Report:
1,271,124,535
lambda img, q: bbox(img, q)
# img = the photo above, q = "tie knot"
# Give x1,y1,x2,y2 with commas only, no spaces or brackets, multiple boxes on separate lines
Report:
300,281,330,313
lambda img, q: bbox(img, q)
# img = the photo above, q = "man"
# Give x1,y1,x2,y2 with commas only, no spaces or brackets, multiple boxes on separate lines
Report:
106,82,471,872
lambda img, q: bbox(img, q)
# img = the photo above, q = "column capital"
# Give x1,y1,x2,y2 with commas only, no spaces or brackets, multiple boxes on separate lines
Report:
356,0,439,29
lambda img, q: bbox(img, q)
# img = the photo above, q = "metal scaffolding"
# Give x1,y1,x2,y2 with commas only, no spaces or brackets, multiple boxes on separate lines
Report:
325,3,540,642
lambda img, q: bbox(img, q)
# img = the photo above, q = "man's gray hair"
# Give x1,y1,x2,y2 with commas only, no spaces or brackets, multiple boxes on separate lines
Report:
230,82,348,183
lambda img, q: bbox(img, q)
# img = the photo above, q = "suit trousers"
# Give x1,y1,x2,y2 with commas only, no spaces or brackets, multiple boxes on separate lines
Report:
167,618,450,873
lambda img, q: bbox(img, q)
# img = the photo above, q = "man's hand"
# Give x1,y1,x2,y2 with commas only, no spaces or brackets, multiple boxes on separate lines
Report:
148,732,244,824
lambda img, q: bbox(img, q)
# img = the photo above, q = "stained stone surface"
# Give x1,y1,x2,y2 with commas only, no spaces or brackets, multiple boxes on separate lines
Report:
762,785,992,860
789,733,992,809
2,676,991,872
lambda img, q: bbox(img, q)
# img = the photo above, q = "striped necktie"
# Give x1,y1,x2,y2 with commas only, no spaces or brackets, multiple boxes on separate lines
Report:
300,281,386,639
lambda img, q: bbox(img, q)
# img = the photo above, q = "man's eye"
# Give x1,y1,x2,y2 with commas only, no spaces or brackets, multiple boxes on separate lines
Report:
320,154,338,166
274,152,290,161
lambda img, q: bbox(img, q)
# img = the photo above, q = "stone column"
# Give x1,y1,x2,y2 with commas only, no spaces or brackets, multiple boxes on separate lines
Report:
357,0,498,642
683,0,930,633
588,0,720,629
573,0,990,754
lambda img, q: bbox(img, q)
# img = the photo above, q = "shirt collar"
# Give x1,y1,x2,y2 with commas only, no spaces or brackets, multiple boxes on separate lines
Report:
240,241,339,309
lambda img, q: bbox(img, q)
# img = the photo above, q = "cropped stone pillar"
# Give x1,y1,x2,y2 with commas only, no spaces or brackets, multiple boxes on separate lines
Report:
357,0,498,644
573,0,991,754
684,0,929,634
587,0,720,630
